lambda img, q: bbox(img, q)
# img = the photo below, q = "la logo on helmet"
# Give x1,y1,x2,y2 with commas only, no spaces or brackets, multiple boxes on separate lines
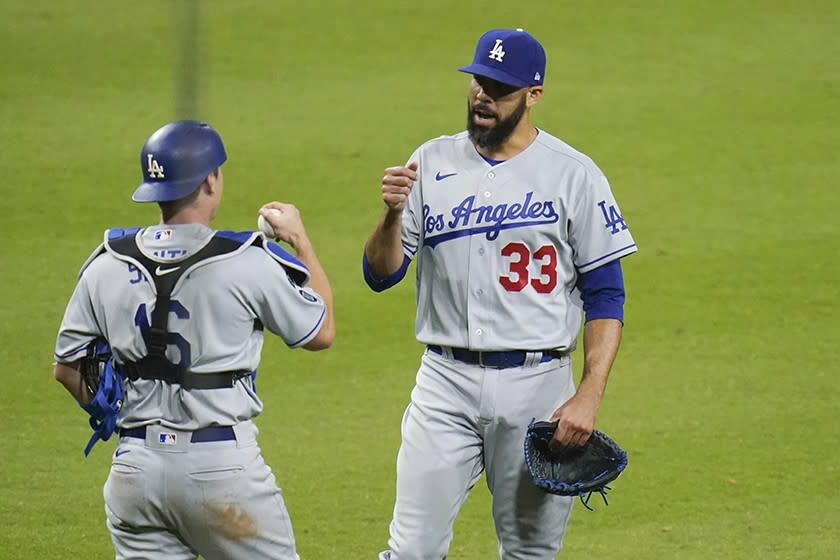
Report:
488,39,505,62
146,154,165,179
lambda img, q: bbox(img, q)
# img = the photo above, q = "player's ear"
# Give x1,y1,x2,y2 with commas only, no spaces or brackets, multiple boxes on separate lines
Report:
526,86,543,108
204,168,221,194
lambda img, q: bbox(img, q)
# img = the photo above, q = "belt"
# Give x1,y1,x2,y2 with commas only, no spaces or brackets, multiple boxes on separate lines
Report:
427,345,564,369
120,426,236,443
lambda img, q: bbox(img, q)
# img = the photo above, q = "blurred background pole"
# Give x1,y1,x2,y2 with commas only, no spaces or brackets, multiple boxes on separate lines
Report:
174,0,202,120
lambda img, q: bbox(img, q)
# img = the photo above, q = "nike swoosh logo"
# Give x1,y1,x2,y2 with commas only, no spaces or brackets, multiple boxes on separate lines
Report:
435,171,457,181
115,448,131,457
154,265,180,276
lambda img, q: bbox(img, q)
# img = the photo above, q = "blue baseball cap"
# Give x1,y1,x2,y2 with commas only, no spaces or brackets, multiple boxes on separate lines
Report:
133,120,227,203
458,28,546,89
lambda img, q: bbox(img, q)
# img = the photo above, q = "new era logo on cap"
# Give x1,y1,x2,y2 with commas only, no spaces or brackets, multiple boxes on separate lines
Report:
458,28,546,89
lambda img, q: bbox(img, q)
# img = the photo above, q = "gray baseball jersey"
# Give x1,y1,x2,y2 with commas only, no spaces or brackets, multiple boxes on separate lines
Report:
399,129,636,351
54,223,326,431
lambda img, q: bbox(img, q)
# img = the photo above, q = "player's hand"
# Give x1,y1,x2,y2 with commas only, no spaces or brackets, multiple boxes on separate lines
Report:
381,162,418,212
548,392,600,451
259,202,309,249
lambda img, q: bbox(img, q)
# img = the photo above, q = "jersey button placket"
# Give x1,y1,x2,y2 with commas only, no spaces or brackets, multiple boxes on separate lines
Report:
467,175,494,348
467,224,485,349
473,247,486,333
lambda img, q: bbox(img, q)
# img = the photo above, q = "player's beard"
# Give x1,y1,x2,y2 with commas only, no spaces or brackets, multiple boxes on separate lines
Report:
467,96,527,150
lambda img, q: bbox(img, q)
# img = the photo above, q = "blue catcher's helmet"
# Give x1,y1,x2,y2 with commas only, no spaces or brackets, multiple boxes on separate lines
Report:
132,120,227,202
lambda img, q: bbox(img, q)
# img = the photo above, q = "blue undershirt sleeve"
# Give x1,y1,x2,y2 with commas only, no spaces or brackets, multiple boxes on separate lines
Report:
576,259,626,323
362,252,411,292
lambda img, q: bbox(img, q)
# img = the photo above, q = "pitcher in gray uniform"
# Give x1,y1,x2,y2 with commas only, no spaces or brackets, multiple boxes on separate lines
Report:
53,120,335,560
363,29,637,559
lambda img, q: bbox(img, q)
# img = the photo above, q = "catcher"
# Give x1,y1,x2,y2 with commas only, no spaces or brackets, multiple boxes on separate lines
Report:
52,120,335,560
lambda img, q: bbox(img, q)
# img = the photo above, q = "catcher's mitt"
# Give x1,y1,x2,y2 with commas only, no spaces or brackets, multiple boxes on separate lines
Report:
79,339,124,456
80,339,109,397
524,420,628,510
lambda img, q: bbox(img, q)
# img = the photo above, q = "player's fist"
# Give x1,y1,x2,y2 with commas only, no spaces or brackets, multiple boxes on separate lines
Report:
381,161,418,212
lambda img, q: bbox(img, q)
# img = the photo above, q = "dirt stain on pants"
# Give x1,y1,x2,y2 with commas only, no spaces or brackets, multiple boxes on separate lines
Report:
206,503,259,539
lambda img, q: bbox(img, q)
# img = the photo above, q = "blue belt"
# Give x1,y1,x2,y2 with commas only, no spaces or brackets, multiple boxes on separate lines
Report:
427,345,564,369
120,426,236,443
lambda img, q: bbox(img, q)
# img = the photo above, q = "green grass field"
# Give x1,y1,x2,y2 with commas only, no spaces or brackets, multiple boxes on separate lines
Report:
1,1,838,558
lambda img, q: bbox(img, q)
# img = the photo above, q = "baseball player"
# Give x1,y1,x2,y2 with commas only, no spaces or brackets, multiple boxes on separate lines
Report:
363,29,637,559
53,120,335,560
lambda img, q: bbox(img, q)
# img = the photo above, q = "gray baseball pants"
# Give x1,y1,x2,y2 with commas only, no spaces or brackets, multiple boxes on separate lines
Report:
382,349,576,560
103,421,299,560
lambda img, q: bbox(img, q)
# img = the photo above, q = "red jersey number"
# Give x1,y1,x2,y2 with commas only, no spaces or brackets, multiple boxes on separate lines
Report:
499,242,558,293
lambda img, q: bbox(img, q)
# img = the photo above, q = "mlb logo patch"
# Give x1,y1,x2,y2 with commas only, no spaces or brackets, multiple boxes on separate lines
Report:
159,432,177,445
154,229,173,241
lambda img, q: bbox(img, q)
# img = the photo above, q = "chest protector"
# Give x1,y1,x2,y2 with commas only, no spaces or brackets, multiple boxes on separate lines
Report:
95,228,301,390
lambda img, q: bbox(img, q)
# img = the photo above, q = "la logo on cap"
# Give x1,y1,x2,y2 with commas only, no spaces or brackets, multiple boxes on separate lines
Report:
146,154,165,179
488,39,505,62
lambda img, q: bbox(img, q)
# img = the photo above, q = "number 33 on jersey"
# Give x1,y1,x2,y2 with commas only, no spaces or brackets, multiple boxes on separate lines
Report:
399,131,637,352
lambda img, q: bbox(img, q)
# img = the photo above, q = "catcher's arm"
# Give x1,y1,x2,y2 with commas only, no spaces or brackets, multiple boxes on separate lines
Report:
259,203,335,351
550,318,622,448
53,360,93,406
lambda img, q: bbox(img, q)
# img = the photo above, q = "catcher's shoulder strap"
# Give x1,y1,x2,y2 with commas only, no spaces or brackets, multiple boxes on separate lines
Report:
202,230,311,285
103,228,257,390
77,227,143,278
228,230,311,286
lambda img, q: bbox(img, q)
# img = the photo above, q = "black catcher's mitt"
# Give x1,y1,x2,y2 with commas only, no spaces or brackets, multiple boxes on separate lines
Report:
79,339,124,456
80,338,108,397
524,420,628,510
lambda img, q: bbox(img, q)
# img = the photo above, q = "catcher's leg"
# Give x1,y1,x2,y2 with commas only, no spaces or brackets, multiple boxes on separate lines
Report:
103,442,197,560
384,352,485,560
484,357,576,560
176,422,300,560
107,422,299,560
106,514,197,560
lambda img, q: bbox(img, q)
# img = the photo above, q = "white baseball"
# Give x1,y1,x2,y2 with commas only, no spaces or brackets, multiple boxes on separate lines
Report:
258,209,282,239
